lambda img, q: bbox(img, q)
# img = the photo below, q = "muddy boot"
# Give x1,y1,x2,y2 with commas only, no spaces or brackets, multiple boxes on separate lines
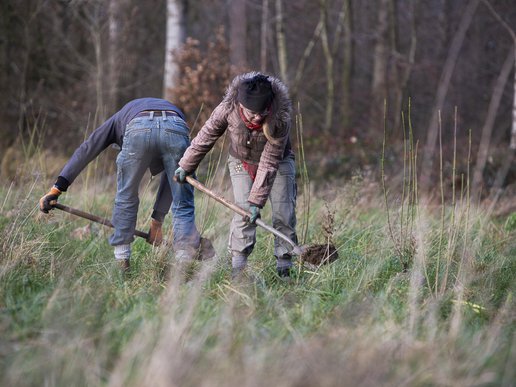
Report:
231,264,258,286
198,237,217,261
174,248,198,282
276,253,292,280
114,244,131,278
231,254,250,284
277,266,291,278
231,266,246,281
118,259,131,276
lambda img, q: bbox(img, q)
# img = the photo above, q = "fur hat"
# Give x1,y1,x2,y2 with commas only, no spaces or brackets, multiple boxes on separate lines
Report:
237,74,273,112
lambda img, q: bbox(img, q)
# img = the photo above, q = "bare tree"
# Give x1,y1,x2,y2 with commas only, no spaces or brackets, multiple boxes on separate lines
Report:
260,0,270,72
291,19,323,102
479,0,516,203
472,47,514,198
107,0,121,112
479,0,516,152
369,0,389,133
1,0,515,184
319,0,335,132
65,2,112,123
164,0,187,101
275,0,288,84
341,0,353,130
229,0,247,72
390,0,418,132
420,0,480,193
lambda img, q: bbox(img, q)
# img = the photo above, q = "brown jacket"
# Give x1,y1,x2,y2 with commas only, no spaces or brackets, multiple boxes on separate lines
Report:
179,72,293,207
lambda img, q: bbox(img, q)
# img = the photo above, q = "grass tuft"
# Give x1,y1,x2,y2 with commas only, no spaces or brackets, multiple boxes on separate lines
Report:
1,143,515,385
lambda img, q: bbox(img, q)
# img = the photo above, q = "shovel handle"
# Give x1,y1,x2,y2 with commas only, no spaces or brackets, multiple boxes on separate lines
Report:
184,176,303,254
184,176,248,218
53,203,150,239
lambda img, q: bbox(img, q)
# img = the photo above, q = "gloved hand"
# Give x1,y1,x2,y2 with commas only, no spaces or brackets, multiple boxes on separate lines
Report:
174,166,191,184
147,218,163,245
39,186,62,213
248,205,261,224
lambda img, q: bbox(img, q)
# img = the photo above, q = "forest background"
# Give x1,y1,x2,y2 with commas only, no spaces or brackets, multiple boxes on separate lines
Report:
1,2,516,386
0,0,515,205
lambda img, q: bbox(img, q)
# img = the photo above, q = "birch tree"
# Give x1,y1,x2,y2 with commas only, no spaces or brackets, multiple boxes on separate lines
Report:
163,0,186,101
107,0,121,112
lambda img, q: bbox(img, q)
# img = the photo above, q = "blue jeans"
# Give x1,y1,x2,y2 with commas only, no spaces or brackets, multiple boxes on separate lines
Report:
109,112,200,252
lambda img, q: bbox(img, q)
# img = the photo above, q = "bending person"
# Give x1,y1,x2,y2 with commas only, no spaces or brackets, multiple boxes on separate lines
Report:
175,72,297,278
39,98,201,272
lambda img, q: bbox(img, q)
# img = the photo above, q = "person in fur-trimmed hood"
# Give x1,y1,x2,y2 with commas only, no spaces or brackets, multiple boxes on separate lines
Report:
175,72,298,278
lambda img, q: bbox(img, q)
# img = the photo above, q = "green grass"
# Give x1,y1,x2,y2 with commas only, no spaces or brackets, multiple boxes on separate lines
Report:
0,173,515,387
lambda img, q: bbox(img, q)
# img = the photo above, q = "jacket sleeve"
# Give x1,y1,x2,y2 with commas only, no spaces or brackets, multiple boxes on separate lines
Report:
178,103,228,172
248,119,291,207
58,114,119,185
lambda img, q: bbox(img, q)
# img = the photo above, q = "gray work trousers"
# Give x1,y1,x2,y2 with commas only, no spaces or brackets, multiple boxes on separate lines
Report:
227,154,297,270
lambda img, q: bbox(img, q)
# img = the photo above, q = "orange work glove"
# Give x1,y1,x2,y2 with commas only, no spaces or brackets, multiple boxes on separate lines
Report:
39,186,62,213
147,218,163,245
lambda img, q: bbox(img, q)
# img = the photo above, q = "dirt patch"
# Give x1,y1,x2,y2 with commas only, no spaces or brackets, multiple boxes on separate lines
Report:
301,244,339,266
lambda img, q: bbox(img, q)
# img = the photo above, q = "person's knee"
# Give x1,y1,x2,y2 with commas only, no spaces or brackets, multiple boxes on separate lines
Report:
171,201,195,218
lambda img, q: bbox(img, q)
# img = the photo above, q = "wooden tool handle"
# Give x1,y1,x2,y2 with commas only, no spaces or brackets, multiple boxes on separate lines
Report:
53,203,149,239
185,175,250,218
184,176,303,254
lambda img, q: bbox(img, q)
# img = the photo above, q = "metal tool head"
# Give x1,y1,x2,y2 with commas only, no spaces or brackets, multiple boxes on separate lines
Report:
292,244,308,256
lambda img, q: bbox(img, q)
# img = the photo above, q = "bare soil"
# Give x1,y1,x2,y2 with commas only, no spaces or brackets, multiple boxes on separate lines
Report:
301,244,339,265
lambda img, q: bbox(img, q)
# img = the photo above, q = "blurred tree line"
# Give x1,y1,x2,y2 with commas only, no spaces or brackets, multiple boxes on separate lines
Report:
0,0,515,199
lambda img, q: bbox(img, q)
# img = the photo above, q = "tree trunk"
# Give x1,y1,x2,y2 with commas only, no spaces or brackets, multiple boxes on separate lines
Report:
512,56,516,150
478,0,516,205
369,0,389,134
472,47,514,199
107,0,120,112
93,27,105,122
275,0,288,84
391,0,418,132
512,54,516,150
163,0,186,101
319,0,334,132
291,20,323,102
420,0,480,193
260,0,269,72
341,0,353,130
229,0,247,72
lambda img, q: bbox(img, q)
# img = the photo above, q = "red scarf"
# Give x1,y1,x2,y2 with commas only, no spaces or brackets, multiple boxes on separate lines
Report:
238,107,263,180
238,107,264,130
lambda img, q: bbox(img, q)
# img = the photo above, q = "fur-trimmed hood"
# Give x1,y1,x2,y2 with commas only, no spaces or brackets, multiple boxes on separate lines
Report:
222,71,292,130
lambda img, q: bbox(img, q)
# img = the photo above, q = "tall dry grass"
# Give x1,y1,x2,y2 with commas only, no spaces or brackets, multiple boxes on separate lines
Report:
0,113,514,386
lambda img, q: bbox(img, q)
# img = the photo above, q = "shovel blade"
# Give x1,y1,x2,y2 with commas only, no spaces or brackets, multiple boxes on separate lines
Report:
292,244,307,256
